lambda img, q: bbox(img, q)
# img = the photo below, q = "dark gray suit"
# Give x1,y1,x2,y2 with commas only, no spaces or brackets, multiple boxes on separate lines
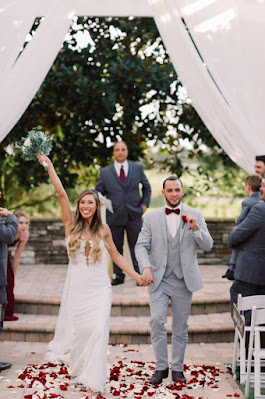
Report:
96,161,151,278
230,191,262,265
228,201,265,324
0,214,18,332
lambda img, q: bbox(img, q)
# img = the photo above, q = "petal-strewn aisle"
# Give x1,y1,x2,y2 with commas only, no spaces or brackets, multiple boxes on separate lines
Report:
0,342,243,398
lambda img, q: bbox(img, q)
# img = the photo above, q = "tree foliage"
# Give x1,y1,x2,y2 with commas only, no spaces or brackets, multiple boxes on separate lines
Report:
0,16,237,209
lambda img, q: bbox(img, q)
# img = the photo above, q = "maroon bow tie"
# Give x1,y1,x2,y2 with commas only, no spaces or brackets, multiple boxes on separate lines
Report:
165,208,180,215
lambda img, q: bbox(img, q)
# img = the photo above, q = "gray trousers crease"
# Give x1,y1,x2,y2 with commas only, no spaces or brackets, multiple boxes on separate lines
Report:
149,274,192,371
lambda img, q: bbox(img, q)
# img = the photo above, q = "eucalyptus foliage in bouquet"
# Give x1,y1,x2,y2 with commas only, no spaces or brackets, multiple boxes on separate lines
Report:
15,126,54,167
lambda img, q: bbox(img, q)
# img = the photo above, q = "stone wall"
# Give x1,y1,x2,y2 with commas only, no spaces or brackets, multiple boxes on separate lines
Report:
15,218,235,266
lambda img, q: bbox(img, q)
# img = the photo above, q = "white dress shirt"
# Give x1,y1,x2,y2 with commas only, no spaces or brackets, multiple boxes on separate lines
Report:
114,160,129,177
165,204,182,238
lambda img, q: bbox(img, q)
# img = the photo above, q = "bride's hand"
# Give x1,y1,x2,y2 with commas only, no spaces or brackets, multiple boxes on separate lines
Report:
136,275,144,286
36,152,51,168
138,275,150,287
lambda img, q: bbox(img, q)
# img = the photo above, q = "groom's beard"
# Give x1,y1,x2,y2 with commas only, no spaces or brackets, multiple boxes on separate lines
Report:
166,198,181,208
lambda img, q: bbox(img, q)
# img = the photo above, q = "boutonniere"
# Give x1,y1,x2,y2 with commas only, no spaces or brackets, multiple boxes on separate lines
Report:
182,214,191,229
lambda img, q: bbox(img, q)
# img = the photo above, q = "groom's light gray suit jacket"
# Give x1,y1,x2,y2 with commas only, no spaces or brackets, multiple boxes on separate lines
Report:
135,204,213,293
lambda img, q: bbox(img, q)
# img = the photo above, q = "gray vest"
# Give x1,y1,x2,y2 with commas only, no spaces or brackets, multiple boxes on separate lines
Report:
164,224,183,279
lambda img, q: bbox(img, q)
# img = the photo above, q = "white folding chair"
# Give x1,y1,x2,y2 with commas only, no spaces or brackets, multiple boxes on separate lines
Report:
232,294,265,384
245,306,265,398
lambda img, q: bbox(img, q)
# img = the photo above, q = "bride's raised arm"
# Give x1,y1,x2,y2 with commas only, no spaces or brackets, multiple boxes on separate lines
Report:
37,153,73,234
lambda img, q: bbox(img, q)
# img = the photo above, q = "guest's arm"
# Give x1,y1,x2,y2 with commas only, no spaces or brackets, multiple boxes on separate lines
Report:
0,212,18,244
228,205,261,248
140,166,151,209
236,199,250,224
12,230,29,275
95,170,107,196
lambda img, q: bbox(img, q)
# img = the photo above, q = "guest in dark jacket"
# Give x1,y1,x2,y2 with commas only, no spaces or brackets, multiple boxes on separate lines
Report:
228,178,265,325
0,201,18,372
5,210,29,321
223,174,262,280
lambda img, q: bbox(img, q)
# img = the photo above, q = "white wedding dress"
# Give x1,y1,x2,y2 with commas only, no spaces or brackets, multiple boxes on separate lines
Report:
46,237,112,393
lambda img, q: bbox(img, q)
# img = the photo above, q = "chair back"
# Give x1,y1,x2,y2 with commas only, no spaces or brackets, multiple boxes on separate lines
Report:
245,306,265,398
237,294,265,312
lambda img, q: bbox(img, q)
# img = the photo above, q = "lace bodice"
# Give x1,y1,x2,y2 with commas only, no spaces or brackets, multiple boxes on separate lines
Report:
65,237,106,268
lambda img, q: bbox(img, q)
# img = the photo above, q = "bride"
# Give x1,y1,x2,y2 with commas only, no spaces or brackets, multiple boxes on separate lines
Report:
37,153,145,399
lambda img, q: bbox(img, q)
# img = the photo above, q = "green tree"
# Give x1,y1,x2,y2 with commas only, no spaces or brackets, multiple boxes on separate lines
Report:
0,16,237,209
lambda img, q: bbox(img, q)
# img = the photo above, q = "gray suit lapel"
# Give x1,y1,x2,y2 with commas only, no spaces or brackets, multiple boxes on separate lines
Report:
180,203,187,242
123,160,132,188
160,206,168,248
110,163,124,188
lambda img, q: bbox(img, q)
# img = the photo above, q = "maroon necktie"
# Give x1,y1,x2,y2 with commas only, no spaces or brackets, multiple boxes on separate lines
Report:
165,208,180,215
120,165,126,183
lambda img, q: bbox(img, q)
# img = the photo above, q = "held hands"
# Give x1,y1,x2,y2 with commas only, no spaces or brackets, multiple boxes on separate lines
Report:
135,269,154,287
141,267,154,286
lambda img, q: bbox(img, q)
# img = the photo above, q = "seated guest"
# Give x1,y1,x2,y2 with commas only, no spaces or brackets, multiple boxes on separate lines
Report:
4,210,29,321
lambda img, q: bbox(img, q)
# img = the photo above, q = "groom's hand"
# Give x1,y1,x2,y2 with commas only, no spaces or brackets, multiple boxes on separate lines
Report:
142,267,154,285
186,214,199,231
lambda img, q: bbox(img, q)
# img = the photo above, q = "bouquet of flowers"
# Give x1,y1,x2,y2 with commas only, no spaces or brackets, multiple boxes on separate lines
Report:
15,126,53,167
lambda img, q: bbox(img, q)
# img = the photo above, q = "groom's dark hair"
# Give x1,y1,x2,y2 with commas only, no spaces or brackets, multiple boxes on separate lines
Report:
163,176,183,189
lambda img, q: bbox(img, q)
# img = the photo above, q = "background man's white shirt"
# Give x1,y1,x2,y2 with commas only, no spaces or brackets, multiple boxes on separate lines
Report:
114,159,129,176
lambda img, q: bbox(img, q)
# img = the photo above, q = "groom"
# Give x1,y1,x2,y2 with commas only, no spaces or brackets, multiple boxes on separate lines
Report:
135,177,213,384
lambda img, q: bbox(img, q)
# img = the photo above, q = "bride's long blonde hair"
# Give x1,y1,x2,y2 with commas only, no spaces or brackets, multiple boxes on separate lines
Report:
68,189,103,263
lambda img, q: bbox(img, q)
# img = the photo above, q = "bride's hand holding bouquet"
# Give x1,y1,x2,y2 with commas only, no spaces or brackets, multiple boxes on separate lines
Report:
16,126,53,168
36,152,52,169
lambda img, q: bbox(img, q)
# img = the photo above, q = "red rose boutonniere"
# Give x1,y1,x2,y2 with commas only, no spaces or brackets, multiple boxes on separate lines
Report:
182,214,192,229
182,215,187,223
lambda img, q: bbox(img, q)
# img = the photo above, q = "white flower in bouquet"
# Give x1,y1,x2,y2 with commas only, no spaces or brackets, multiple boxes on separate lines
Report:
15,125,54,167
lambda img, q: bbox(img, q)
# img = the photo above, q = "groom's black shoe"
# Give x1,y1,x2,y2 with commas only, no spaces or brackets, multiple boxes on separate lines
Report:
111,277,124,286
150,368,169,385
0,362,12,372
172,371,187,383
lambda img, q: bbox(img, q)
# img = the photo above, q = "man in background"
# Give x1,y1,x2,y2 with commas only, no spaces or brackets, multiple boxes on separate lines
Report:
0,198,18,372
96,141,151,285
222,174,262,280
255,155,265,178
228,179,265,325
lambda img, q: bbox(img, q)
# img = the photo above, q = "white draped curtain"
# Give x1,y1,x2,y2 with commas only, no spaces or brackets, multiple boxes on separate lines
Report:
0,0,264,172
149,0,265,172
